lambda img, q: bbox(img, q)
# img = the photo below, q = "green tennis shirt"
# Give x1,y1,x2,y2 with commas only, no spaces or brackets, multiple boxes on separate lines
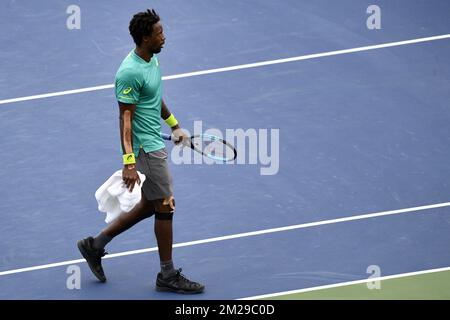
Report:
115,50,165,157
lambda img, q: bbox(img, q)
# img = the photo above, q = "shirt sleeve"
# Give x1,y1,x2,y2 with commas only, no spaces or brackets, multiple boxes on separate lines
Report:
115,68,141,104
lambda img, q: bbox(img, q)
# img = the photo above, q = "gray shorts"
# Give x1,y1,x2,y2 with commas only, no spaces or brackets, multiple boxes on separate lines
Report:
136,148,173,201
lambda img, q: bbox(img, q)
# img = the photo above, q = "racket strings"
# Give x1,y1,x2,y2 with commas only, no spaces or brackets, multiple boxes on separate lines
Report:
192,137,235,161
204,140,224,156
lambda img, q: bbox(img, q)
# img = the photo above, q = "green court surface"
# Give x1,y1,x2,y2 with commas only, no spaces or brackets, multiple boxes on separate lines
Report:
262,269,450,300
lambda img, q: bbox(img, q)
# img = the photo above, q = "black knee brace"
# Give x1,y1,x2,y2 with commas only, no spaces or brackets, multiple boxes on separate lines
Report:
155,212,174,220
154,197,175,221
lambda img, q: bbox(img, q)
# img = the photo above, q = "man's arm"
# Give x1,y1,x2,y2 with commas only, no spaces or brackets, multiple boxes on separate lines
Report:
161,99,190,146
161,99,179,130
119,102,140,192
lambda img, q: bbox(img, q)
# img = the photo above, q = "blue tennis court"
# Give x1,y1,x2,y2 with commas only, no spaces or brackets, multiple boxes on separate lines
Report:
0,0,449,300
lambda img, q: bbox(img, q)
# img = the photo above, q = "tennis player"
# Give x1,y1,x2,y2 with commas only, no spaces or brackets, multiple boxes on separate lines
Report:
77,9,204,294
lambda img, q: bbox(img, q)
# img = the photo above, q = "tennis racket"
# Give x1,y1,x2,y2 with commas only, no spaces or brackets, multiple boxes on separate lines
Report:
161,132,237,162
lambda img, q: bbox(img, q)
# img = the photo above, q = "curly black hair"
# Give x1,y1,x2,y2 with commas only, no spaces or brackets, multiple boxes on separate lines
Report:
129,9,160,46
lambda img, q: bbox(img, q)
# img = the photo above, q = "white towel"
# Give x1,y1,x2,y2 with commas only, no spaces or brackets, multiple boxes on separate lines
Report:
95,170,146,223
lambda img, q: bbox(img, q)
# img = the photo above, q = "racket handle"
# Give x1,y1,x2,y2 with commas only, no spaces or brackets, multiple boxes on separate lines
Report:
161,133,172,141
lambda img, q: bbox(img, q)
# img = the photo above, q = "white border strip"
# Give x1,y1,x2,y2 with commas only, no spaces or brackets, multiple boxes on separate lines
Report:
239,266,450,300
1,34,449,105
1,201,449,277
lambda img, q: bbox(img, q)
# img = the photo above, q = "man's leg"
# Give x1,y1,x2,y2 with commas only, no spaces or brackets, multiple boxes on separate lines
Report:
153,197,204,294
154,216,173,262
77,191,154,282
153,197,175,278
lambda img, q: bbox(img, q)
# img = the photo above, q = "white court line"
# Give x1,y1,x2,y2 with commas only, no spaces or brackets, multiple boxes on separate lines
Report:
1,201,449,277
239,265,450,300
0,34,449,105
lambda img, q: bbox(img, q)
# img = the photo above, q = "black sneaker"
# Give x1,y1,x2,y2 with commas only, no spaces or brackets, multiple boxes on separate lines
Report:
77,237,107,282
156,268,205,294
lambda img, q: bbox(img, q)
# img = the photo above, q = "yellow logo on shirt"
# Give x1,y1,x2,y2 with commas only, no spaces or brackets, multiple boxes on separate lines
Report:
123,87,132,94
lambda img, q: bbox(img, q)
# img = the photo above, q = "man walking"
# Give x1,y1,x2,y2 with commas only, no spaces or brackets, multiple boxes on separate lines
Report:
77,9,204,294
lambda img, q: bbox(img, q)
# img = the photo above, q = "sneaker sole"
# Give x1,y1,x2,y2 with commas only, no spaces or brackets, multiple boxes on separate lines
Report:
77,240,107,283
155,285,205,294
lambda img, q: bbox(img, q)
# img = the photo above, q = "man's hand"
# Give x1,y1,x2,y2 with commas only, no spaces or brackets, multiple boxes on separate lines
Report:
122,164,141,192
171,127,190,147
